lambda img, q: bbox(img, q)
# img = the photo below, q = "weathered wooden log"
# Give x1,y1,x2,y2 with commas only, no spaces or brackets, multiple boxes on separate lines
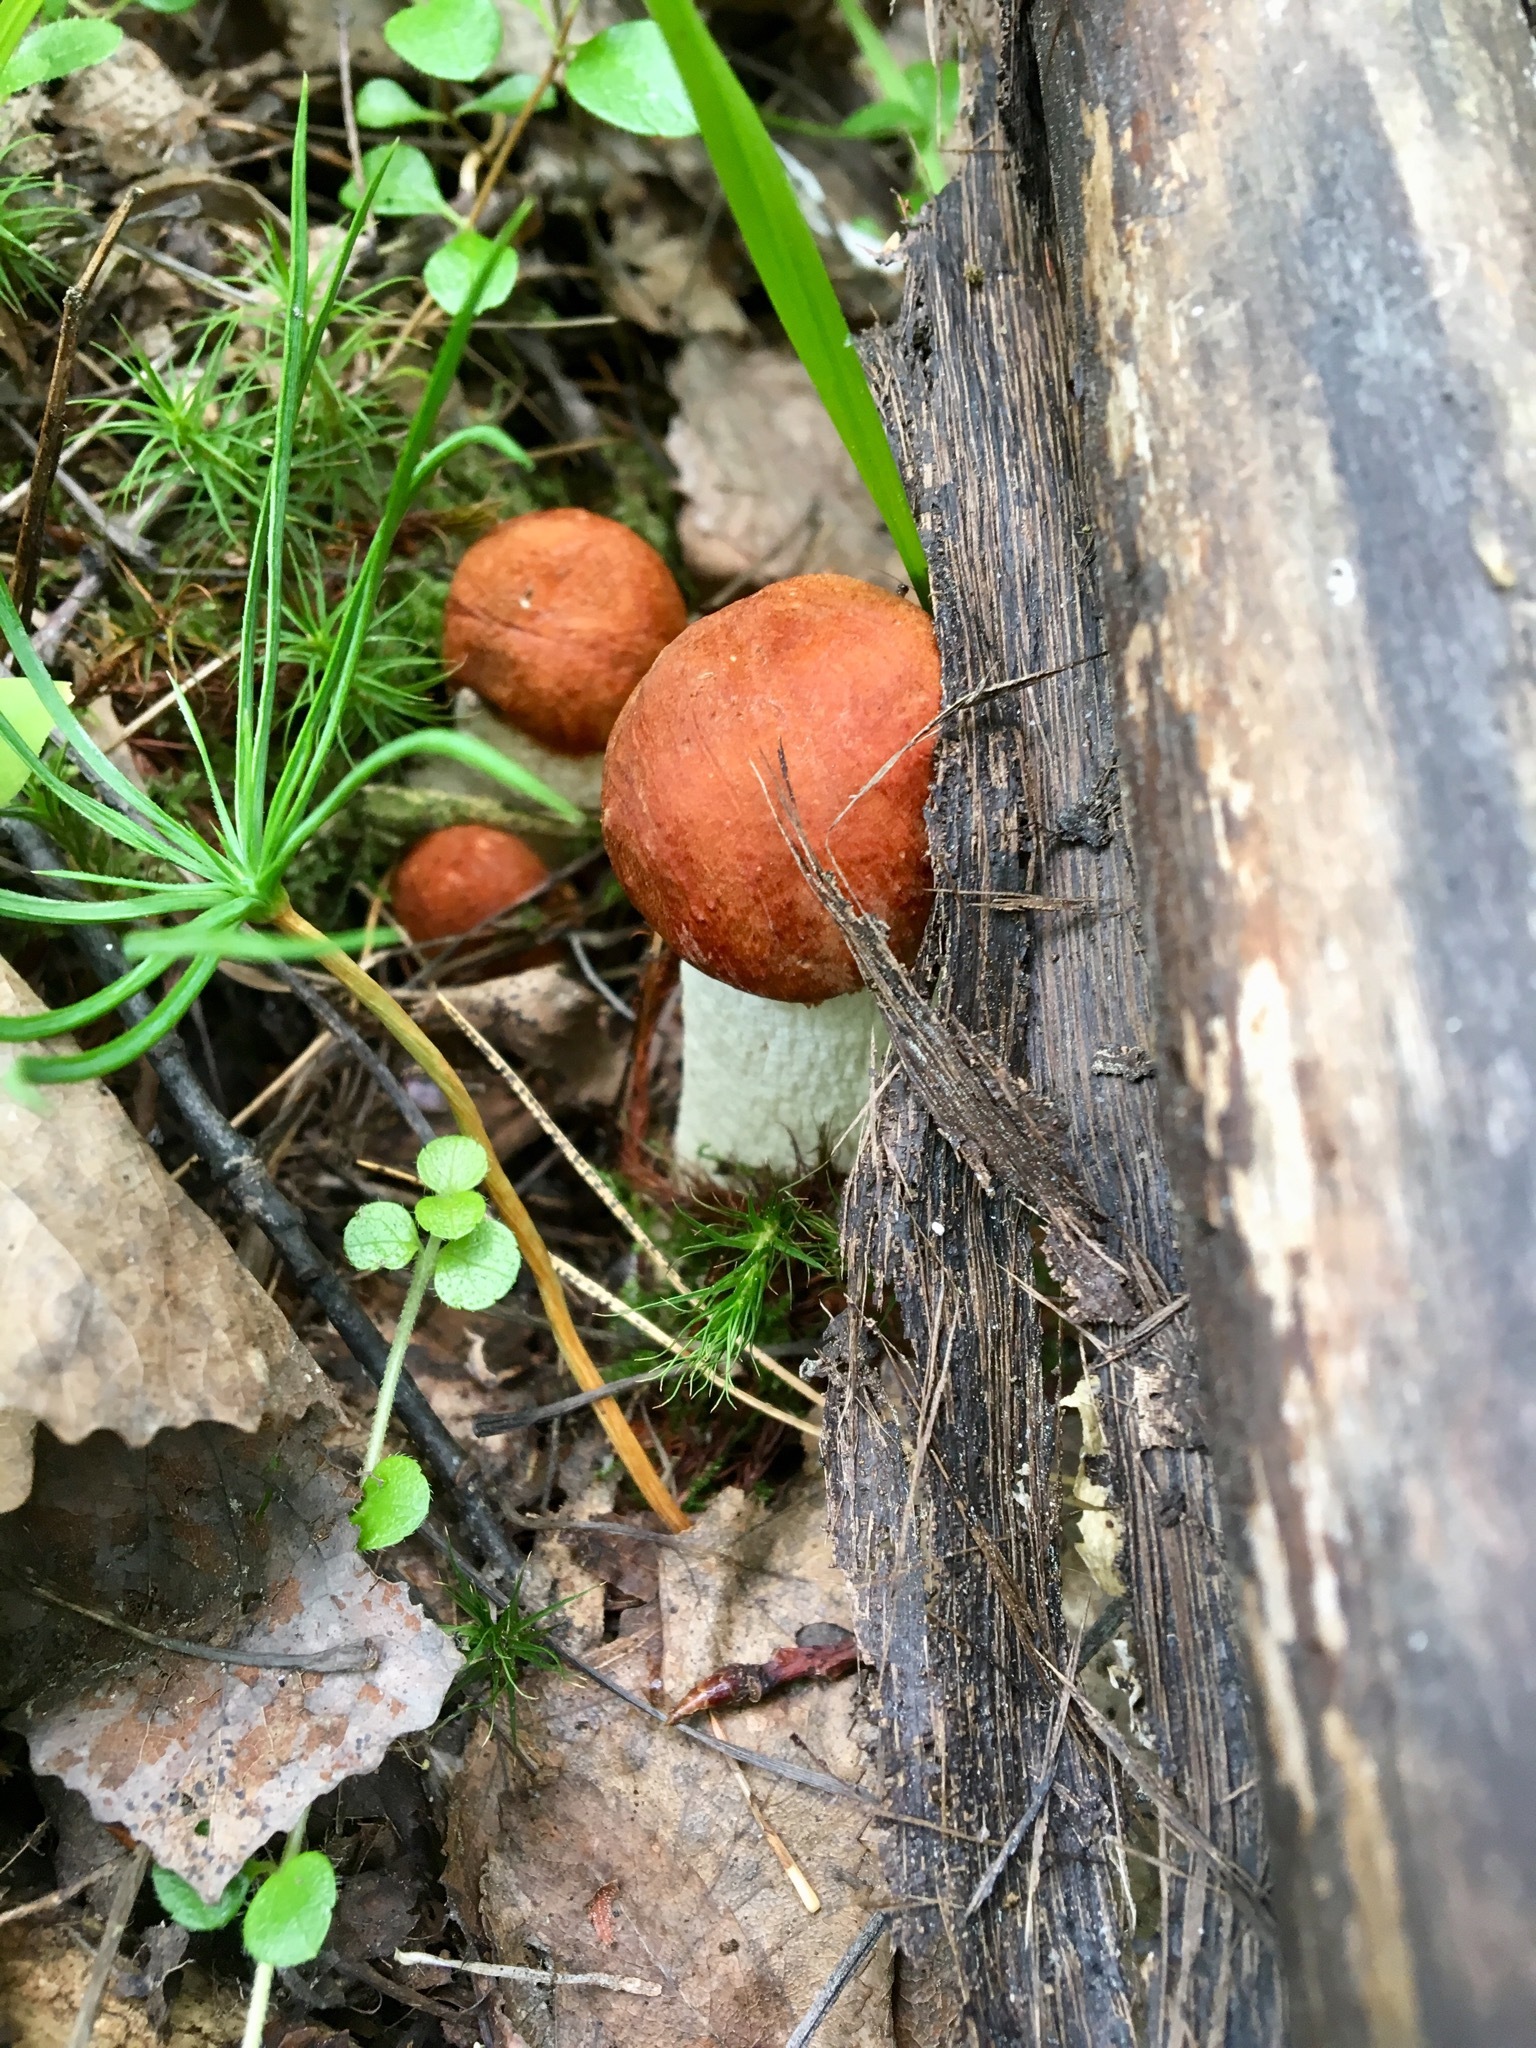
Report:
820,33,1281,2046
1034,3,1536,2042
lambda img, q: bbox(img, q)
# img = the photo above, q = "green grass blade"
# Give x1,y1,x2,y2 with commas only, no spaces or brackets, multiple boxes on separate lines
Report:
12,955,219,1089
0,954,167,1042
245,89,313,842
272,729,584,875
266,217,531,846
124,922,386,964
0,884,230,924
0,582,228,876
644,0,928,605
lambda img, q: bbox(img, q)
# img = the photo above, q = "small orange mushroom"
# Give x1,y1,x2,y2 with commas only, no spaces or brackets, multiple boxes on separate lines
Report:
443,506,687,758
391,824,550,944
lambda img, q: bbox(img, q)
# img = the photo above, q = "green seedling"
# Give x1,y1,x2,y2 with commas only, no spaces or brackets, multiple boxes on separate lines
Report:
0,99,581,1088
451,1562,564,1728
658,1193,839,1394
342,1132,522,1543
241,1849,337,1967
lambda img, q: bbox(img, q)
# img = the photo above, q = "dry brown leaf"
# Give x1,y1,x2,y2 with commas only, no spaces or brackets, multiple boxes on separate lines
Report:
51,39,206,179
666,340,905,592
7,1413,461,1901
443,1476,893,2048
408,964,627,1112
0,959,327,1510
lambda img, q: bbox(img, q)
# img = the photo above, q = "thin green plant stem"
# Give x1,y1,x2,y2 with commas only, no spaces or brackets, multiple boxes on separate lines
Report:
272,902,690,1532
363,1236,440,1477
239,1818,307,2048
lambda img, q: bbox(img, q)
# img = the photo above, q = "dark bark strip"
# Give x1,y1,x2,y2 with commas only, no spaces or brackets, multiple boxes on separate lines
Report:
1033,3,1536,2043
820,42,1280,2048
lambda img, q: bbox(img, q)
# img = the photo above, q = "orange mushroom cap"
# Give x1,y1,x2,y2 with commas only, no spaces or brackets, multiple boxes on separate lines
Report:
443,507,687,757
391,824,550,944
601,574,940,1005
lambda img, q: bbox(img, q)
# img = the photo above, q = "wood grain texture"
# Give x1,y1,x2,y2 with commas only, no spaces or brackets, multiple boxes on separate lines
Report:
820,45,1281,2047
1033,2,1536,2042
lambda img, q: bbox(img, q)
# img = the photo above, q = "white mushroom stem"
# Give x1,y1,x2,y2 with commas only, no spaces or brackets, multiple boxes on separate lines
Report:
412,689,605,813
674,961,888,1180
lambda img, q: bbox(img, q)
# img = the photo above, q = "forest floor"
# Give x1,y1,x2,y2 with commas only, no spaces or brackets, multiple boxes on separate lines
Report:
0,2,944,2041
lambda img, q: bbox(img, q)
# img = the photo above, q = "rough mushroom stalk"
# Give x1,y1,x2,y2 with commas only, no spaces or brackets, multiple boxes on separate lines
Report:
602,573,939,1180
673,965,886,1177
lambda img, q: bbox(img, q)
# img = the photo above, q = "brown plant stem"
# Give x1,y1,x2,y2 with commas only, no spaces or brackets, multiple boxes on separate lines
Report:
10,188,138,626
275,903,691,1531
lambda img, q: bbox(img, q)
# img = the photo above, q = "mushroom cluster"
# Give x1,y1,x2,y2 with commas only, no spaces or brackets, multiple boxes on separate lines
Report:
442,506,687,812
603,573,939,1178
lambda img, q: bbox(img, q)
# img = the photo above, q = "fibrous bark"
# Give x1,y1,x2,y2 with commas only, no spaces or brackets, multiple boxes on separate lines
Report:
1034,2,1536,2042
820,39,1281,2048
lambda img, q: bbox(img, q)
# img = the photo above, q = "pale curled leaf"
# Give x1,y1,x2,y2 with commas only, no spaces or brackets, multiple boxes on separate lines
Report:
344,1200,422,1272
416,1132,491,1194
0,960,327,1511
14,1413,462,1901
433,1216,521,1310
414,1188,485,1240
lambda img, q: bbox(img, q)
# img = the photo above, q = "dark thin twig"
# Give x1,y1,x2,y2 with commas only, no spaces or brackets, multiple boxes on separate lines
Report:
65,1845,149,2048
473,1361,676,1436
271,960,435,1144
11,190,138,624
785,1911,891,2048
20,1578,379,1674
1,820,517,1580
3,415,159,569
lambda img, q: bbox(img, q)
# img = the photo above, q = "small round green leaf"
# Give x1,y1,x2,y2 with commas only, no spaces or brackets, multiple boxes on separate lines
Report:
352,1454,432,1549
564,22,697,140
152,1865,250,1932
242,1852,337,1967
415,1187,487,1239
433,1216,522,1311
423,229,520,316
340,143,452,217
134,0,204,12
416,1133,490,1194
355,78,441,127
0,19,123,96
343,1202,422,1273
460,74,557,118
384,0,503,83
